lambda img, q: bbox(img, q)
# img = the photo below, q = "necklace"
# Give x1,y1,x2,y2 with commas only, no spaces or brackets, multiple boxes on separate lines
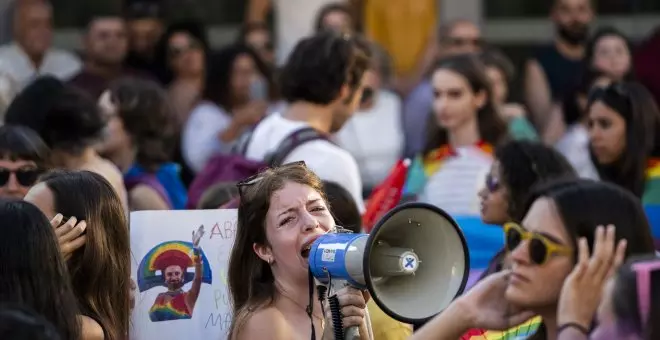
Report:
277,289,325,322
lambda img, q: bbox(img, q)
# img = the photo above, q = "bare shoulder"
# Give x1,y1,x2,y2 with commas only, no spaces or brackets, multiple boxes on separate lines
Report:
235,307,293,340
79,315,105,340
130,184,170,210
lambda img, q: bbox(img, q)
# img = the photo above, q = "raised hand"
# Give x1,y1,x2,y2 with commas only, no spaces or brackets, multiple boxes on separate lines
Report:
192,225,205,248
557,225,627,329
456,270,536,331
50,214,87,261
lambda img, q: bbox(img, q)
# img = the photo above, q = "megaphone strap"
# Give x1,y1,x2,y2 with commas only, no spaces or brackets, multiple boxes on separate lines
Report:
307,267,317,340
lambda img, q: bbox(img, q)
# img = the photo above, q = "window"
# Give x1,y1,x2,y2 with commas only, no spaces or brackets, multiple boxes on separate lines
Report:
52,0,246,28
485,0,660,19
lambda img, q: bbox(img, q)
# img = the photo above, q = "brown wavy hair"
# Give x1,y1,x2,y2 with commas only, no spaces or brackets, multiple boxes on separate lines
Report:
423,54,508,156
39,170,131,340
227,163,326,339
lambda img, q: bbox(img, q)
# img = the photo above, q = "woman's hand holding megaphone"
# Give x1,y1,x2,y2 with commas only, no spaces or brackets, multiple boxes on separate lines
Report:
321,286,371,340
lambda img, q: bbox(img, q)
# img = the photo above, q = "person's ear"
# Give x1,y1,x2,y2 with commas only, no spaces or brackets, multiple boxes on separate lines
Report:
253,242,273,264
474,89,487,110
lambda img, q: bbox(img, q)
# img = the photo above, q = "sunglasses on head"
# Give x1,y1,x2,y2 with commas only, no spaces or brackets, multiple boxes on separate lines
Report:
236,161,307,197
504,222,572,265
0,168,41,187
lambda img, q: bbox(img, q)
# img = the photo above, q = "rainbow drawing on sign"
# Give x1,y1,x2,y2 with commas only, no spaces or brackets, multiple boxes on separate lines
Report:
137,240,213,322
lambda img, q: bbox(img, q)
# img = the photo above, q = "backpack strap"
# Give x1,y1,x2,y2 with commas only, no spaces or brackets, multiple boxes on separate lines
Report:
231,127,257,156
266,127,331,166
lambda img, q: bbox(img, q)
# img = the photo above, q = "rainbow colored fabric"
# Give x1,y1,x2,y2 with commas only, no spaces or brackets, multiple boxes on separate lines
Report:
460,316,542,339
403,142,493,196
644,159,660,250
149,292,192,321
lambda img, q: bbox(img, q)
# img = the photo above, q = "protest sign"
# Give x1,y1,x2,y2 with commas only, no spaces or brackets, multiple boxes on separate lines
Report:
130,209,237,340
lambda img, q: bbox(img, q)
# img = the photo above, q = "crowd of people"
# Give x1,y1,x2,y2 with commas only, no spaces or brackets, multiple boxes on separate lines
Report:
0,0,659,339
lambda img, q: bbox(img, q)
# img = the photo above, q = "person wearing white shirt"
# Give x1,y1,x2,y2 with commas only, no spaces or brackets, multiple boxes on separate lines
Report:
244,33,371,212
181,45,276,173
0,0,81,88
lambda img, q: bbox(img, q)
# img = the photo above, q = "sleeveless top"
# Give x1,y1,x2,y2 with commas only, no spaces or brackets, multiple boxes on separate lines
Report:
534,45,583,101
149,291,192,321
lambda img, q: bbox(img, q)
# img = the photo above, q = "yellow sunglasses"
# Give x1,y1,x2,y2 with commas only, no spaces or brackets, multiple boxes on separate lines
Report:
503,222,572,265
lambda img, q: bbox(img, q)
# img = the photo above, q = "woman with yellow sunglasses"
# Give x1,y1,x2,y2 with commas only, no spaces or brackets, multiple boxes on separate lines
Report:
411,178,656,340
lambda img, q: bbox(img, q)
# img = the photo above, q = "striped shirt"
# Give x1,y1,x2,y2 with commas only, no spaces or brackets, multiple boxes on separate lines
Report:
418,146,492,216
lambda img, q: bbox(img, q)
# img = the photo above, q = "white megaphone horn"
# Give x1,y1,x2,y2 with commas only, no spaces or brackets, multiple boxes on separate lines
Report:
308,202,470,340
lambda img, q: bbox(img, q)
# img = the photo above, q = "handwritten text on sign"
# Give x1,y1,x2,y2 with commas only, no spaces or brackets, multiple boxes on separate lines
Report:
130,209,237,340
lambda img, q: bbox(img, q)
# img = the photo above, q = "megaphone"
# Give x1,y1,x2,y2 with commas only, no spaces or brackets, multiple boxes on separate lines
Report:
309,202,469,339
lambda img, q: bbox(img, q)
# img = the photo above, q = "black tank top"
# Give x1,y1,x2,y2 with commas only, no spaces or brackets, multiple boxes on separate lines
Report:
534,44,583,101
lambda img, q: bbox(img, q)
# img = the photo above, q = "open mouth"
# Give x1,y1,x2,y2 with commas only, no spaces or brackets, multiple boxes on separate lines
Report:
301,245,311,258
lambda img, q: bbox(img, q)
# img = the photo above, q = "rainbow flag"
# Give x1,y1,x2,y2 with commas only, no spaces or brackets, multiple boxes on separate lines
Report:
403,142,493,197
460,316,542,339
645,159,660,250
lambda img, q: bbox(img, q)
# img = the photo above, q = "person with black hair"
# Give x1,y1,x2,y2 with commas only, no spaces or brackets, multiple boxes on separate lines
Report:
123,0,165,79
181,44,277,174
314,2,355,34
243,32,370,213
3,76,129,212
584,27,634,82
411,179,656,340
0,125,49,199
0,199,82,339
0,304,62,340
154,21,209,125
587,81,660,204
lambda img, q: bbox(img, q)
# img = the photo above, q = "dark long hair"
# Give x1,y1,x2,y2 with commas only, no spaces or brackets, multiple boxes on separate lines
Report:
203,44,276,110
588,82,660,197
39,170,130,340
423,54,508,156
523,179,656,339
0,200,81,340
227,163,326,339
495,140,577,221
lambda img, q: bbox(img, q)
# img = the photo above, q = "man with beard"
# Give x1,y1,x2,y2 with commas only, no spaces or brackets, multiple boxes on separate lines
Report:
149,226,205,322
69,13,150,100
243,32,371,212
524,0,594,142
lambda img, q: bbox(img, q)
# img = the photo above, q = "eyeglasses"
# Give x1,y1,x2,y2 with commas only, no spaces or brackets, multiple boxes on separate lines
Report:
0,168,41,187
485,173,500,192
503,222,572,265
236,161,307,197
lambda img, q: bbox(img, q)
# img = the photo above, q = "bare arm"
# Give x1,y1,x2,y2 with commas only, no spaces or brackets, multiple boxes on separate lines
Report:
185,249,204,312
558,328,589,340
524,59,553,134
246,0,271,23
129,185,170,211
408,301,473,340
542,103,567,145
